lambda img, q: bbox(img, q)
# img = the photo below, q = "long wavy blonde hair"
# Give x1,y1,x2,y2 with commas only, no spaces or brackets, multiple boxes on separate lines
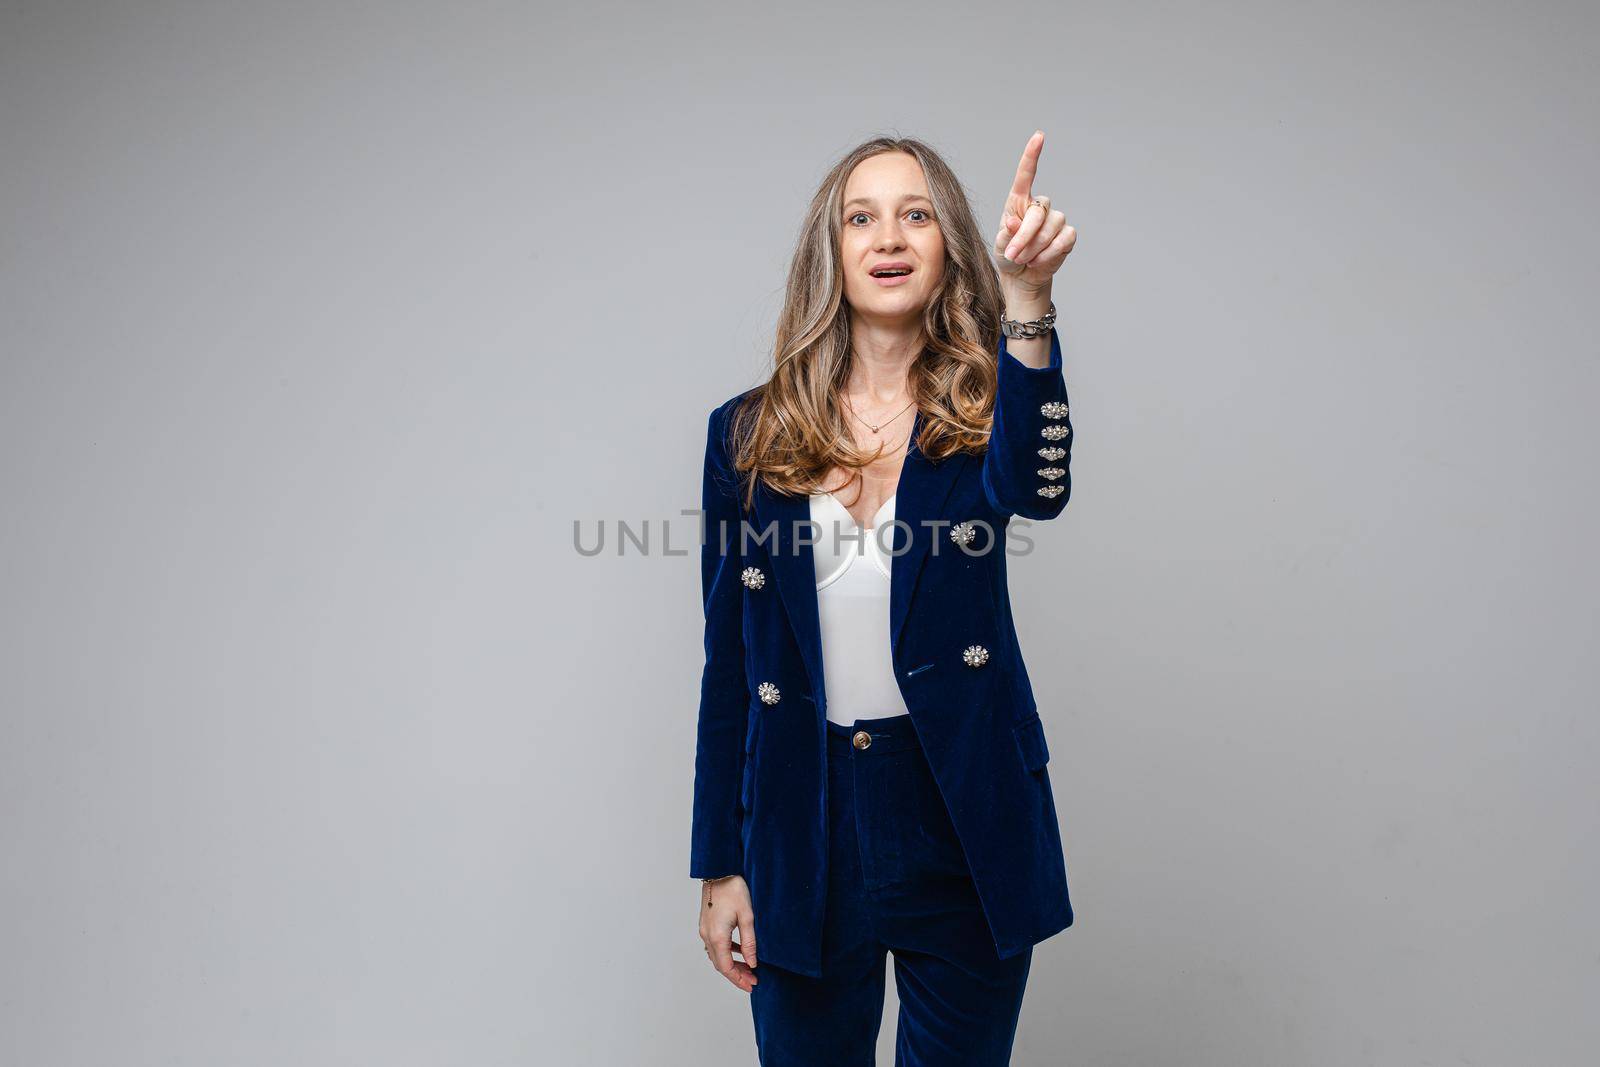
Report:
727,135,1008,512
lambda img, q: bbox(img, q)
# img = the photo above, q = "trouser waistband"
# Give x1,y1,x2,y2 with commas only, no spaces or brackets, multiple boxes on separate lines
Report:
826,714,922,756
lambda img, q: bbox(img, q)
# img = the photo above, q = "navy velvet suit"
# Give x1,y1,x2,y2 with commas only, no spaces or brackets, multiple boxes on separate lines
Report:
691,326,1075,979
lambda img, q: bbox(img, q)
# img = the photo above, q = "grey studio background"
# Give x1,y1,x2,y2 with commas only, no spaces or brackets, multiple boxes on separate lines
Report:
1,2,1596,1065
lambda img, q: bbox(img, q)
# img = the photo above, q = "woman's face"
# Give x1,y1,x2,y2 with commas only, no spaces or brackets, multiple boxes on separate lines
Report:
838,151,945,324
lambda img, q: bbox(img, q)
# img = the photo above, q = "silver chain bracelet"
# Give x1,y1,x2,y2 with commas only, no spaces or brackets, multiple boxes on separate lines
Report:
1000,300,1057,339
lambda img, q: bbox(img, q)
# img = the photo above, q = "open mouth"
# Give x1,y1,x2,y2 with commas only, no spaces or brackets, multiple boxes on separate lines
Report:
869,263,915,286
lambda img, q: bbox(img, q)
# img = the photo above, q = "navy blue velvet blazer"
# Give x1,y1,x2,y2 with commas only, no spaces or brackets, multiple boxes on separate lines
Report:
690,326,1076,978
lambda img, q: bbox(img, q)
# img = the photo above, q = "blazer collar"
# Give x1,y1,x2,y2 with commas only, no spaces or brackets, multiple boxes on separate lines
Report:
752,410,970,708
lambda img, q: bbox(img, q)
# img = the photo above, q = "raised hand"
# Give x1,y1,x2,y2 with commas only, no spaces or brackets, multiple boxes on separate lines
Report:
994,130,1077,292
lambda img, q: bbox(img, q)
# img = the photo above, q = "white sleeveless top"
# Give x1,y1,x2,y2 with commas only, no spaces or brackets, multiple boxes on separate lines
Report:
808,491,912,725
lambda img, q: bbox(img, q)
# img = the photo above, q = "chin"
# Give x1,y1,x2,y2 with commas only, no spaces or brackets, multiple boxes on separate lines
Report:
869,301,928,322
860,285,923,304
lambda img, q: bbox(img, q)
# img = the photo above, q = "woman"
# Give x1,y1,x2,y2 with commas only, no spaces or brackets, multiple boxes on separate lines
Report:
691,130,1078,1065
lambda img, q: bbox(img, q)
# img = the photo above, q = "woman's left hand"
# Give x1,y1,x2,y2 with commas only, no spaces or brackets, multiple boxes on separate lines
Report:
994,130,1077,292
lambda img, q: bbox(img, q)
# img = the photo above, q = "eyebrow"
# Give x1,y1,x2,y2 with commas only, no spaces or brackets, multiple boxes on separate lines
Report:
842,194,933,210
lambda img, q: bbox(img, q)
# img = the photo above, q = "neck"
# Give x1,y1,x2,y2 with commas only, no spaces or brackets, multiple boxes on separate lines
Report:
845,313,921,402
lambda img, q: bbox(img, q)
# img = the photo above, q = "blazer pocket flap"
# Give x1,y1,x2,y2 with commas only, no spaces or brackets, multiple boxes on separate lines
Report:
1012,713,1050,772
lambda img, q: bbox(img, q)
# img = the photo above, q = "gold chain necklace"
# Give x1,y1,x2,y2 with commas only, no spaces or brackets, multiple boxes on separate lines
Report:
843,394,916,434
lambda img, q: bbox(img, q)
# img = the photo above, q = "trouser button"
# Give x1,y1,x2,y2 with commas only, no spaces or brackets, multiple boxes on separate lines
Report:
851,730,872,750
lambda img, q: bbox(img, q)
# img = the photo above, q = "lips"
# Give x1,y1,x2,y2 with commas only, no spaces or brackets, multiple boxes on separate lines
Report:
869,261,914,277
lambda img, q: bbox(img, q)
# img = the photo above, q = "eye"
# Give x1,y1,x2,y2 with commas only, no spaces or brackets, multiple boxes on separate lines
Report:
846,208,933,226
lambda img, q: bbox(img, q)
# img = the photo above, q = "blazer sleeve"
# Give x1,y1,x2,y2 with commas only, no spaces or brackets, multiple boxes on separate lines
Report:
980,325,1075,521
689,401,751,879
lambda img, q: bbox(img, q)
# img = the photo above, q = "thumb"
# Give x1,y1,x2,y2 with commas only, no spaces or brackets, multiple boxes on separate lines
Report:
994,216,1022,256
738,909,758,969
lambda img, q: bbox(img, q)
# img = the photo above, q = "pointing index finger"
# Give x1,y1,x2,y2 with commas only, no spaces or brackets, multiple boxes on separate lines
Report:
1010,130,1044,201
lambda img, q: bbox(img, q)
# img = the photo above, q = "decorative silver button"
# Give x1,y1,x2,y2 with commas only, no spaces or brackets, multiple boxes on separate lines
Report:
1040,424,1070,441
949,521,977,547
962,645,990,668
1037,485,1065,499
1037,467,1065,480
741,566,765,590
757,681,781,705
1040,401,1070,418
1037,446,1066,461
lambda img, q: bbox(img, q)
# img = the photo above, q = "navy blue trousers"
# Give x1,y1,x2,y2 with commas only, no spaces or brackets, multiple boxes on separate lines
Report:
749,714,1032,1066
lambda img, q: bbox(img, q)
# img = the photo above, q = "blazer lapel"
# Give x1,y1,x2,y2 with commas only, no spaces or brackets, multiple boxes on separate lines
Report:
753,481,826,706
752,410,970,708
888,411,969,656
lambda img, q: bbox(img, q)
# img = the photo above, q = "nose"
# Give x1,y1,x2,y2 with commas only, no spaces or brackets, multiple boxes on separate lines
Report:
873,219,906,252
